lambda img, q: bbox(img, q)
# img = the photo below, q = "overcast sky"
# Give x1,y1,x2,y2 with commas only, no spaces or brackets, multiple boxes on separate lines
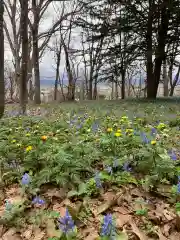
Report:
4,1,82,80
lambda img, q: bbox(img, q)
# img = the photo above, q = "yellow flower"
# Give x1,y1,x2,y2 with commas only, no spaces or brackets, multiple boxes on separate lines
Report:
114,132,122,137
41,135,47,141
107,128,113,133
157,123,166,130
121,116,128,120
125,129,133,133
117,129,121,133
26,146,33,152
26,133,31,137
11,139,16,143
151,140,156,145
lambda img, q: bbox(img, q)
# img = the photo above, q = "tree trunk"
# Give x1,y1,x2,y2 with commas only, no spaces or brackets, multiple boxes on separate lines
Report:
93,80,97,100
88,79,93,100
111,81,114,100
54,51,61,101
169,64,180,96
153,0,170,97
163,60,169,96
32,0,41,104
0,0,4,119
19,0,28,114
121,69,125,99
146,0,155,98
115,80,118,99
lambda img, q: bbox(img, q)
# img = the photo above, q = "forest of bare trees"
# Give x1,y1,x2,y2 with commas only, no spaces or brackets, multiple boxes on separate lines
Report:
0,0,180,116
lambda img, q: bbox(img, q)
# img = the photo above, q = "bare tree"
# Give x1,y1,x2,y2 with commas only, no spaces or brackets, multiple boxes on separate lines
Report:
0,0,4,118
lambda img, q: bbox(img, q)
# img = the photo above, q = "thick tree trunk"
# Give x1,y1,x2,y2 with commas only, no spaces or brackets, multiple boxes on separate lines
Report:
19,0,28,114
0,0,4,119
146,0,155,98
153,0,170,97
32,0,41,104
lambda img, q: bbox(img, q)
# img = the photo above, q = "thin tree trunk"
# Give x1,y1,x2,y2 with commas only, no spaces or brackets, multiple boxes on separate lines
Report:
169,64,180,96
54,51,61,100
163,60,168,96
32,0,41,104
19,0,28,114
121,69,125,99
115,80,118,99
0,0,4,118
93,80,97,100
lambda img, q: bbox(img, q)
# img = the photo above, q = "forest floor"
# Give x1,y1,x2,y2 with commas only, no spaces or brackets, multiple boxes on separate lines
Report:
0,99,180,240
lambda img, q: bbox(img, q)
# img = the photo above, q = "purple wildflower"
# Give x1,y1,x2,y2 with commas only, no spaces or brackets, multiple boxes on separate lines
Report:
168,150,177,161
32,196,45,205
92,122,99,132
101,214,116,238
141,132,149,144
58,209,75,234
122,162,132,172
151,128,157,136
105,165,113,175
113,158,118,168
21,173,31,185
94,172,102,188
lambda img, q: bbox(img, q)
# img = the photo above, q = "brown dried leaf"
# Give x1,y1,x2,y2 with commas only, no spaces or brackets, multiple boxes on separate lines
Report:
101,191,117,202
53,204,66,217
115,213,131,228
169,232,180,240
85,232,99,240
113,206,131,215
163,209,176,221
21,226,33,239
44,188,66,200
32,228,45,240
154,227,168,240
2,228,22,240
162,224,171,237
130,220,148,240
96,193,122,215
46,219,62,238
0,226,3,237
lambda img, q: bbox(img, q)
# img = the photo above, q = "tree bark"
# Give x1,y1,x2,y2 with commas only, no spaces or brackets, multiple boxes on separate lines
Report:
163,60,169,96
169,64,180,96
121,69,125,99
32,0,41,104
146,0,155,98
0,0,4,119
19,0,28,114
153,0,170,97
54,51,61,101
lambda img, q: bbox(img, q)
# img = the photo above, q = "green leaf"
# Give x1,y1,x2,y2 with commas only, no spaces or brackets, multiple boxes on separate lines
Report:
67,190,79,198
116,232,129,240
78,182,88,195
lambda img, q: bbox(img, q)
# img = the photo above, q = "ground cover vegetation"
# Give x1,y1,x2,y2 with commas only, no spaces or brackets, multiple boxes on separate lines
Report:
0,101,180,239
